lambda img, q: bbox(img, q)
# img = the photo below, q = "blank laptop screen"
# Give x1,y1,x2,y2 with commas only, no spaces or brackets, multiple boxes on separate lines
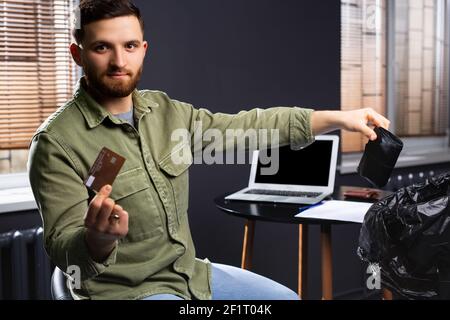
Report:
254,140,333,187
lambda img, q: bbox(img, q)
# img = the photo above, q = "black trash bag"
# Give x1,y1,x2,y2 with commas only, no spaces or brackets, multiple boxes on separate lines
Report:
357,172,450,299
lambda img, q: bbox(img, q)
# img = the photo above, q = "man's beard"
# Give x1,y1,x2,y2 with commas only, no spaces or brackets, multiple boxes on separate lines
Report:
83,64,143,98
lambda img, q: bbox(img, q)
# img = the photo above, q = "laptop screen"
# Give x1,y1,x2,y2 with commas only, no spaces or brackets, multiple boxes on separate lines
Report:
254,140,333,187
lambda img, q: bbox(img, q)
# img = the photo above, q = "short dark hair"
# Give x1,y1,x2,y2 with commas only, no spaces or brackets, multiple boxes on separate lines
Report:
72,0,144,44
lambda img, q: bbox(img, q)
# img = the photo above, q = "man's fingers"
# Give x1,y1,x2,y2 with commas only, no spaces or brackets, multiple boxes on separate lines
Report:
367,109,390,130
84,198,103,227
98,184,112,197
361,124,377,141
120,211,129,226
109,205,124,224
84,185,113,227
106,209,129,236
96,198,116,231
359,108,391,141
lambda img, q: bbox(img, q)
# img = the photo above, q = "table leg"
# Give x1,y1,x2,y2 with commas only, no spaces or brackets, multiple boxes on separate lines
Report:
321,224,333,300
241,220,255,270
382,288,393,300
298,224,309,299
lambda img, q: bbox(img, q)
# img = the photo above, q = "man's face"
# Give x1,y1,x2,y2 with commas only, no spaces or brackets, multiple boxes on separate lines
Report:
76,15,147,98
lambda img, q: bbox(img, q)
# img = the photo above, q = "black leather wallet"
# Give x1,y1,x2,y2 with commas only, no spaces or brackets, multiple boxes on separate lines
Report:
357,127,403,188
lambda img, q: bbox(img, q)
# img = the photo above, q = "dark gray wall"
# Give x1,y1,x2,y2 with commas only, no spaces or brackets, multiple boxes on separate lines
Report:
135,0,343,299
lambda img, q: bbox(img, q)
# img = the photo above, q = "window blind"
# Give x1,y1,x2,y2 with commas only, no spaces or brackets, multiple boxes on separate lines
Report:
0,0,79,150
395,0,449,137
341,0,387,153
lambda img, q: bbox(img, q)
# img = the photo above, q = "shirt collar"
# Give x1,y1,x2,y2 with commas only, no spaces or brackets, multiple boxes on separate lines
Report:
73,76,159,129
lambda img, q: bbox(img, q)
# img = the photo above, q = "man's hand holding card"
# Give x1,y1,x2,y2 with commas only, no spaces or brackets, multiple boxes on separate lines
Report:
82,147,128,262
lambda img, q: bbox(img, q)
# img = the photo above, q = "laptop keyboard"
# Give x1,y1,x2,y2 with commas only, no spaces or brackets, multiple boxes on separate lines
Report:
244,189,323,198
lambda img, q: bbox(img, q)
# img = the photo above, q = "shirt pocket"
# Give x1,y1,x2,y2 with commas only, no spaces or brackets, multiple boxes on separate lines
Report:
158,144,192,223
110,167,164,242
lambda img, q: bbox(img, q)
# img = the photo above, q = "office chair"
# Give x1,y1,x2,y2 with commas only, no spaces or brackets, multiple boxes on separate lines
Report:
51,267,73,300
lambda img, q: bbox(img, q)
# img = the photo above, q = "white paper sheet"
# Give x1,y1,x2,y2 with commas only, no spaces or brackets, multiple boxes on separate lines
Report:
295,200,373,223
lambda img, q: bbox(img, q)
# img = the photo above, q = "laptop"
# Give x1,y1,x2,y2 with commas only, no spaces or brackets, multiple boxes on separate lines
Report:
225,135,339,205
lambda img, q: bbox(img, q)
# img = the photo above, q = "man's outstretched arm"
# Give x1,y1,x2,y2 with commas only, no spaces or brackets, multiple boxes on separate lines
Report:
311,108,391,141
158,91,390,151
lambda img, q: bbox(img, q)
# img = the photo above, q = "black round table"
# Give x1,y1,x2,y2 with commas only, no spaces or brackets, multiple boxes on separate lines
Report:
214,186,392,300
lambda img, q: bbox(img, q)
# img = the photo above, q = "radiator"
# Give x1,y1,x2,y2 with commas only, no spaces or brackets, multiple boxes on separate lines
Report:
0,227,52,300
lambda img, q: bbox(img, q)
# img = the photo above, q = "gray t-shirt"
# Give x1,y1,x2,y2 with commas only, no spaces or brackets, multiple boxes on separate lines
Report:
114,107,135,128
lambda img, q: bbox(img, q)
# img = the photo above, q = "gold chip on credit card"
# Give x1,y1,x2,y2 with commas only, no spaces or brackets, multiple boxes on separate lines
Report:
83,147,126,193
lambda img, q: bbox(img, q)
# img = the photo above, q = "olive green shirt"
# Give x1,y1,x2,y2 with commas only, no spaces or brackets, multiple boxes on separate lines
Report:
27,77,314,300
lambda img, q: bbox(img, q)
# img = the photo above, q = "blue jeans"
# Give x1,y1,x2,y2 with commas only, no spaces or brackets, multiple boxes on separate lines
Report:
142,263,299,300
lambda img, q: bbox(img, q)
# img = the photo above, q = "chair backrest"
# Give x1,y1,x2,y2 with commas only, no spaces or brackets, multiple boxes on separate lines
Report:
51,267,73,300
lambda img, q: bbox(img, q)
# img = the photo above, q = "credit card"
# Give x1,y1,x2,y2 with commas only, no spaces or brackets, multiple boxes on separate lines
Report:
84,147,126,193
